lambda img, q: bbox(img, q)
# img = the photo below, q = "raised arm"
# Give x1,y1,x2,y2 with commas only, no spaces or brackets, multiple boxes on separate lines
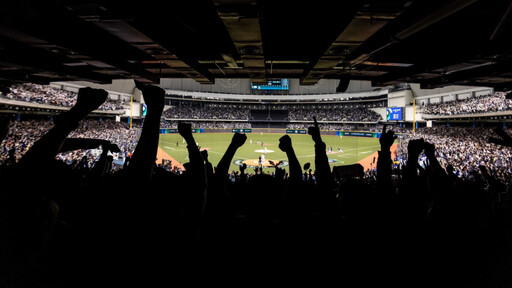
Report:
126,83,165,186
398,138,425,197
239,163,247,183
423,142,446,177
215,132,247,179
19,87,107,168
58,138,117,181
308,116,334,187
278,135,302,183
177,122,208,240
201,149,214,183
405,138,424,177
377,125,396,191
178,122,207,192
59,138,110,153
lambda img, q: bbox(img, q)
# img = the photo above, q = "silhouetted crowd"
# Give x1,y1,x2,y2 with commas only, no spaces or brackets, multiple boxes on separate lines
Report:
1,85,512,288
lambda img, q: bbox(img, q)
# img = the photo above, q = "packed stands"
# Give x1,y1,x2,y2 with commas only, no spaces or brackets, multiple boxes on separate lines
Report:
5,83,126,111
0,118,137,168
396,126,512,185
423,91,512,116
289,107,381,122
163,104,381,123
163,105,250,120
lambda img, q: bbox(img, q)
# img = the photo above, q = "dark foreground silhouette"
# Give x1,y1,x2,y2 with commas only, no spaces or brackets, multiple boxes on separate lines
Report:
1,85,512,287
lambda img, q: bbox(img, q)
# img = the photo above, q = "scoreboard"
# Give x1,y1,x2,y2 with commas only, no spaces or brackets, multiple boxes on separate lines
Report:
386,107,403,121
251,79,289,90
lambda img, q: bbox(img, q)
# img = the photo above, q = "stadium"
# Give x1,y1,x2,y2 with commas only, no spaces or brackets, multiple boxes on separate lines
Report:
1,0,512,287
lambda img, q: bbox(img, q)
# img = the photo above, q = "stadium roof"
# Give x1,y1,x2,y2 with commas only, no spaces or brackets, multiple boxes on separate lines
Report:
0,0,511,91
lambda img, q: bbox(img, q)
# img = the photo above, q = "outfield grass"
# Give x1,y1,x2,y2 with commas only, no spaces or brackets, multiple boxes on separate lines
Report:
158,132,381,173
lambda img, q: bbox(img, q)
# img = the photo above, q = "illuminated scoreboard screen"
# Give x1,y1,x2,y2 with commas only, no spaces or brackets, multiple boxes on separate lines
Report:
251,79,289,90
141,103,147,117
386,107,403,121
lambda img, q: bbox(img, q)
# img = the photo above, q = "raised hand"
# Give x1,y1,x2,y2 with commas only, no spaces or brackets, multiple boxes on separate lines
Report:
19,87,108,166
178,122,193,142
423,141,436,158
407,138,425,160
230,132,247,149
379,124,397,151
215,133,246,178
279,134,302,182
135,81,165,113
127,82,167,187
200,149,209,162
308,116,322,143
278,135,293,153
73,87,108,116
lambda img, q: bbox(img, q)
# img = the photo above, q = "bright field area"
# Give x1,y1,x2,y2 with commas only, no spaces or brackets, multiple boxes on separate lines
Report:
158,133,382,173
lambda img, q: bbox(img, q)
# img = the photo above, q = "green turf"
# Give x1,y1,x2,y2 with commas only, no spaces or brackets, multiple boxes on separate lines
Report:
158,133,381,173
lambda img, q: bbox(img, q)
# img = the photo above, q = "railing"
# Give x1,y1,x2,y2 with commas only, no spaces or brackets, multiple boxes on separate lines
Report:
422,110,512,120
164,88,389,102
162,117,379,124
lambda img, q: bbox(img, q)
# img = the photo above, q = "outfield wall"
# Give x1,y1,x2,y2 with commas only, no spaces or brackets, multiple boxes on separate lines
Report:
160,127,381,137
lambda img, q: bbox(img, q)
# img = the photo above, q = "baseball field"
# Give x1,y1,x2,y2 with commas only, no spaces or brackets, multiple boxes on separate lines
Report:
157,132,393,173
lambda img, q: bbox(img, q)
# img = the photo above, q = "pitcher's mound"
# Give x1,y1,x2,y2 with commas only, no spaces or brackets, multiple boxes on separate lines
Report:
233,159,289,168
255,149,274,153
